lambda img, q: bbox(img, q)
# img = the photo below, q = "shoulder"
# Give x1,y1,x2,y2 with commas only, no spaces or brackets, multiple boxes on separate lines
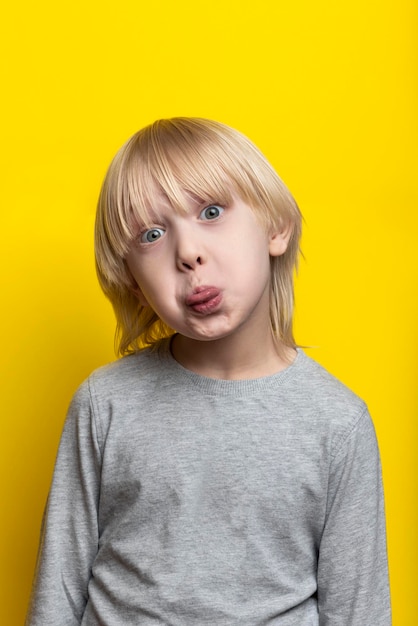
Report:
291,350,365,408
66,344,170,441
70,342,168,409
89,343,166,397
288,350,371,452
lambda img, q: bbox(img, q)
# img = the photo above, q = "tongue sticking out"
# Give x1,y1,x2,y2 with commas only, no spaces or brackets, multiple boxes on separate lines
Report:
187,287,220,305
186,287,222,314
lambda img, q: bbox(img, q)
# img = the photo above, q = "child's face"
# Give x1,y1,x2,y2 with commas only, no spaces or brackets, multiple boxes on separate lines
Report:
126,190,289,344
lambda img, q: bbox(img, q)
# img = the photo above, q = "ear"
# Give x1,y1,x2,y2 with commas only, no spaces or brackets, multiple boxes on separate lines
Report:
128,278,150,307
268,222,293,257
133,287,150,307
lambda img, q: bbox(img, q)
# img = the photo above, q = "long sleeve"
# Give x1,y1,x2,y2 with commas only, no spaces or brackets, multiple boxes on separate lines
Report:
26,381,102,626
26,346,392,625
317,408,391,625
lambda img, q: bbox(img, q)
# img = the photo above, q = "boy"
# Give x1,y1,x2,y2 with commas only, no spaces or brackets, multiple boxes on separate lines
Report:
27,118,391,625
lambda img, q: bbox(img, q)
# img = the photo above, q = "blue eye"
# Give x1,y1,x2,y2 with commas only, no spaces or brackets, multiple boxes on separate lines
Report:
200,205,224,221
140,228,165,243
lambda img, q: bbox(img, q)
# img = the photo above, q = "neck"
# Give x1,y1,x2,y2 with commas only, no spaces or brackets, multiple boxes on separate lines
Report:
171,332,296,380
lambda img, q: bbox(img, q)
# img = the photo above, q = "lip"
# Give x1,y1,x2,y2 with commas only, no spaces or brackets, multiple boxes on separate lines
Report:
186,286,222,314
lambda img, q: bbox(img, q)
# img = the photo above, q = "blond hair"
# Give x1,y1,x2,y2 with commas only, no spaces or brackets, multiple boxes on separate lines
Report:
95,117,302,355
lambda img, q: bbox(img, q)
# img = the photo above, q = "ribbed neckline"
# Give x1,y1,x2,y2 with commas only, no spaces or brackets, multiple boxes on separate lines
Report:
153,338,308,396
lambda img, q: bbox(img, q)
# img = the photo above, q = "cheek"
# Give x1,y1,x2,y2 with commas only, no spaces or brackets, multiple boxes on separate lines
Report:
134,269,175,313
127,256,156,288
230,237,270,270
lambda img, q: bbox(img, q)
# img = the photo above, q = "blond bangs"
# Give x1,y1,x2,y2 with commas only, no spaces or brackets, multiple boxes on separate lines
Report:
97,123,237,273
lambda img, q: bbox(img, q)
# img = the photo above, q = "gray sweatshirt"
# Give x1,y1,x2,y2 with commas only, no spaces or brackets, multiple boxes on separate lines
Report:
26,343,391,625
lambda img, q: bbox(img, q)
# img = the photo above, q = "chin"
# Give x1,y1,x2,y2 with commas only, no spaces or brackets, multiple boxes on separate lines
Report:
181,326,238,343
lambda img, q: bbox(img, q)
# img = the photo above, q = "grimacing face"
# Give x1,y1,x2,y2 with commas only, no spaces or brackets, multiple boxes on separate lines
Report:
125,191,290,345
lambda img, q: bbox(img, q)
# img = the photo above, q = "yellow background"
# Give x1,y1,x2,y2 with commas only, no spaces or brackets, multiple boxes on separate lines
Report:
1,1,416,623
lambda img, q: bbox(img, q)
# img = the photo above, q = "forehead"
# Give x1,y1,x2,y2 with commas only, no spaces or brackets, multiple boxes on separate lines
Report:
122,125,252,225
104,122,277,256
128,175,235,228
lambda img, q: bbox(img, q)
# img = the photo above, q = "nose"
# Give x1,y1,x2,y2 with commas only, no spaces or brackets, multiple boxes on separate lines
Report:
175,228,205,272
178,256,203,271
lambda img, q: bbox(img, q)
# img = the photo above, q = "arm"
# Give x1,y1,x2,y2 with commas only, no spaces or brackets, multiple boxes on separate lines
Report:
26,380,101,626
317,409,391,625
